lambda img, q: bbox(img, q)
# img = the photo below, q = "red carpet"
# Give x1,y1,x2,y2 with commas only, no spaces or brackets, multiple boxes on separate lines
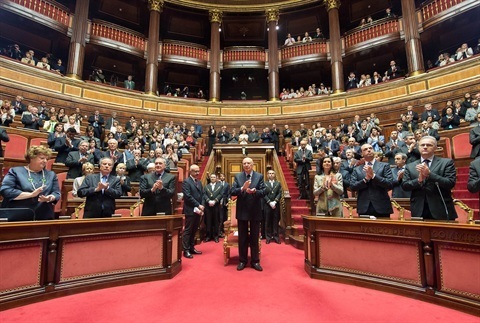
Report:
0,241,477,322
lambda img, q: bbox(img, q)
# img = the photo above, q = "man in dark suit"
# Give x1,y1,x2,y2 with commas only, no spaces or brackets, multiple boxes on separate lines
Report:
139,157,176,216
182,164,205,259
231,157,266,271
384,130,407,165
248,126,260,143
21,106,44,130
217,126,230,144
11,95,26,115
467,158,480,194
391,153,411,198
203,173,222,243
469,114,480,158
263,170,282,244
339,149,358,198
323,132,340,157
88,110,104,139
420,103,441,122
218,173,230,236
294,140,313,199
126,149,147,182
104,111,117,132
124,75,135,90
405,105,419,121
270,124,280,153
0,128,9,157
103,139,126,175
420,121,440,141
77,157,122,218
54,128,80,163
340,137,361,160
350,143,394,217
402,136,457,220
65,140,94,179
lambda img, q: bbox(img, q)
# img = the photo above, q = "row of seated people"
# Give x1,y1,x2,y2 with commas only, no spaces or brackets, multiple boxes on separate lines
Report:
283,28,325,46
426,40,480,70
1,43,65,74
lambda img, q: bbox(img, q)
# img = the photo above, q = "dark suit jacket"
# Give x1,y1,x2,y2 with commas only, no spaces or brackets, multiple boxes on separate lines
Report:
54,137,80,163
140,172,176,215
182,176,204,216
203,182,222,206
263,180,282,207
21,113,44,130
323,139,340,156
467,158,480,193
126,158,147,182
402,156,457,220
391,167,411,198
217,131,230,144
384,140,407,165
65,151,94,179
421,109,441,122
470,126,480,158
77,173,122,218
294,148,313,175
230,171,266,221
350,161,394,215
0,128,9,158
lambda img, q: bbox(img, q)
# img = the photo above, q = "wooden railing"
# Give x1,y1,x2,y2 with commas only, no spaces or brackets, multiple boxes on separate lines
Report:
344,18,400,48
281,41,327,60
8,0,69,26
421,0,467,21
162,41,208,61
90,21,146,51
223,47,266,62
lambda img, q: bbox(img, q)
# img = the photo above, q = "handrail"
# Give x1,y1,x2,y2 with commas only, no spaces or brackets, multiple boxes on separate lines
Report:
391,199,405,221
273,151,292,237
453,198,474,224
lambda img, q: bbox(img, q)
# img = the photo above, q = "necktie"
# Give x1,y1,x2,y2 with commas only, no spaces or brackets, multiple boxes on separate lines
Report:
247,174,251,181
367,162,373,166
101,175,107,195
423,160,430,167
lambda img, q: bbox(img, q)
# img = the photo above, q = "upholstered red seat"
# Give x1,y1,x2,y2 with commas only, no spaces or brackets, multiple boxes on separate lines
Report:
4,134,28,160
452,133,470,159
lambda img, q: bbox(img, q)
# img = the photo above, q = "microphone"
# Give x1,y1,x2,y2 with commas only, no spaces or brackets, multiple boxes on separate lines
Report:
435,182,450,222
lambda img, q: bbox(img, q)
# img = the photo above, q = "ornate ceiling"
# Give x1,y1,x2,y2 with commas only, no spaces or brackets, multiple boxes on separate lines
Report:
165,0,320,12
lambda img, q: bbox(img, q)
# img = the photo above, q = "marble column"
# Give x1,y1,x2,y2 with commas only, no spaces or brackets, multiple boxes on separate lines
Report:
401,0,425,76
144,0,163,95
324,0,344,93
66,0,89,80
266,9,280,101
209,9,222,102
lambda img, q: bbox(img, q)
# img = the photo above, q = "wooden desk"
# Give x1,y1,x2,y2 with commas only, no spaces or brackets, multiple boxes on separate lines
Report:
0,216,183,310
66,197,143,218
303,217,480,315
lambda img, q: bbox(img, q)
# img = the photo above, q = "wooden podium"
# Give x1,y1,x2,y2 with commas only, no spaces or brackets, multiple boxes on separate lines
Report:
212,144,275,182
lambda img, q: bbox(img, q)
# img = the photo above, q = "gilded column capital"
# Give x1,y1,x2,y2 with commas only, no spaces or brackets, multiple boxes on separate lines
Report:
209,9,223,24
323,0,341,11
265,8,279,23
148,0,164,12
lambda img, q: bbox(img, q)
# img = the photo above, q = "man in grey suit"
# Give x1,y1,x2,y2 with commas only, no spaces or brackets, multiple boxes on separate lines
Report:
391,153,411,198
182,164,205,259
65,140,94,179
467,157,480,194
77,157,122,218
350,143,394,217
402,136,457,220
231,157,266,271
294,140,313,199
469,112,480,158
139,157,176,216
384,130,407,165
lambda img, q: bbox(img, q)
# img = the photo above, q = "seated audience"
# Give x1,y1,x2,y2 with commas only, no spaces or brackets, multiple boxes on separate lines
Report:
36,57,50,70
441,107,461,130
455,43,473,60
21,52,35,66
302,32,312,42
52,59,65,75
284,33,295,46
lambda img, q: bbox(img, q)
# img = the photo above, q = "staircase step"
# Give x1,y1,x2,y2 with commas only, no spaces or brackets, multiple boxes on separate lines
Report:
457,167,469,175
453,190,477,199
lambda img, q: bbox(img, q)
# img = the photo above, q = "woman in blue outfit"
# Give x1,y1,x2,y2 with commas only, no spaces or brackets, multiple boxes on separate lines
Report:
0,146,60,220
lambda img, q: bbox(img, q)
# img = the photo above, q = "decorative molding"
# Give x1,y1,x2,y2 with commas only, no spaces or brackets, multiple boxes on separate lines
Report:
209,9,223,24
323,0,341,11
148,0,164,12
265,8,279,23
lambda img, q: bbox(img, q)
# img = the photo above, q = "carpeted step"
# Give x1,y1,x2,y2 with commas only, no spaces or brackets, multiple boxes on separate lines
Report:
456,167,469,175
457,174,469,182
290,199,310,207
453,190,477,199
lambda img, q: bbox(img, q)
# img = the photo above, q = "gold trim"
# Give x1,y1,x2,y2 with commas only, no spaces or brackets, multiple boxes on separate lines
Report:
266,9,280,23
209,9,223,24
323,0,341,11
269,97,280,102
409,70,425,77
148,0,164,12
167,0,318,13
144,91,157,96
66,74,82,80
209,98,219,103
332,89,344,94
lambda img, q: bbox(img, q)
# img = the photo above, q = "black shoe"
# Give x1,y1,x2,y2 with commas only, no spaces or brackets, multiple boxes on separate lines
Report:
183,250,193,259
204,237,211,242
237,262,246,271
251,263,263,271
214,237,219,243
266,239,271,244
219,233,225,238
274,237,281,244
190,248,202,255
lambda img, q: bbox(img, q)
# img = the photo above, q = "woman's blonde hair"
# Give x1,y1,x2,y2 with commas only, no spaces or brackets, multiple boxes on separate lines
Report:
25,145,52,162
